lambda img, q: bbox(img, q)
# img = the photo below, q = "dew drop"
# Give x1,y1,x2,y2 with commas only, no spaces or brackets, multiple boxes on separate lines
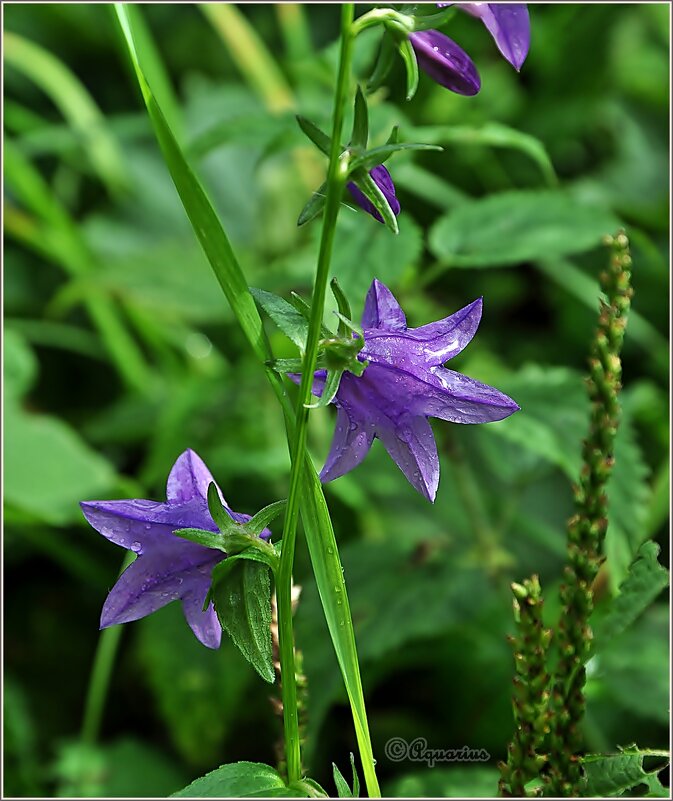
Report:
130,541,142,553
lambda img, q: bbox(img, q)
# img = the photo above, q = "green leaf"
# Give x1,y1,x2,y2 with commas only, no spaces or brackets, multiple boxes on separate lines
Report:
366,31,396,93
172,762,288,798
397,37,419,101
250,287,309,351
329,212,422,312
581,747,669,797
4,328,37,400
296,115,332,157
4,31,126,193
593,541,669,648
114,4,271,366
351,142,443,172
409,123,556,186
384,767,500,798
54,738,189,798
211,559,275,683
5,401,117,526
428,190,621,268
350,86,369,150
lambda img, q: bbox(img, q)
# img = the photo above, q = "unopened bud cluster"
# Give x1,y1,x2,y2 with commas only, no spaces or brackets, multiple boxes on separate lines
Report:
546,232,633,796
499,575,551,797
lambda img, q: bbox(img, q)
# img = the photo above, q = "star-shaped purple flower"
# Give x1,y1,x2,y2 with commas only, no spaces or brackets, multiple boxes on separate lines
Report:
347,164,401,224
80,449,270,649
310,280,519,502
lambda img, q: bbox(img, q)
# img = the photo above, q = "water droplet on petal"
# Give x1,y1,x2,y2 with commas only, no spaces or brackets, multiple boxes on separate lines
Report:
130,541,142,553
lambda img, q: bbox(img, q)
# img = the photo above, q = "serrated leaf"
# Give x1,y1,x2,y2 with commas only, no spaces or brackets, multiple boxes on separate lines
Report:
593,541,669,648
250,287,309,350
296,115,332,157
581,747,669,797
211,558,275,683
172,761,288,798
428,191,620,268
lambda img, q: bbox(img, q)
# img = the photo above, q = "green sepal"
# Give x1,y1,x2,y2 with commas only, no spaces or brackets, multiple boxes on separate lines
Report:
296,115,332,156
397,37,420,101
210,556,276,683
246,499,287,537
349,167,399,234
350,86,369,151
305,369,343,409
298,182,327,226
173,527,228,553
330,278,353,336
207,481,232,531
332,312,364,340
367,31,396,93
352,142,443,172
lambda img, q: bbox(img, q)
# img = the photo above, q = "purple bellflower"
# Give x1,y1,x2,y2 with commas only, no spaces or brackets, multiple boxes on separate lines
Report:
310,280,519,502
80,449,270,649
347,164,401,224
440,3,531,71
409,29,481,96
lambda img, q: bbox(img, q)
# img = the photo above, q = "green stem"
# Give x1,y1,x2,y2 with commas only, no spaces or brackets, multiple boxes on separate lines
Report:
276,5,354,786
80,552,134,744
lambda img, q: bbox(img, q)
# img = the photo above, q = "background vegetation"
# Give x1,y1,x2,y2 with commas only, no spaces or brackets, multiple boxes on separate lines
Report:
4,3,669,797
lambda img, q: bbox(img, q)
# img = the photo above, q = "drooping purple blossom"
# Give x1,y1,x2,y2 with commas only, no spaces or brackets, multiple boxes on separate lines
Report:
439,3,531,71
409,29,481,96
80,449,270,649
308,280,519,502
347,164,401,224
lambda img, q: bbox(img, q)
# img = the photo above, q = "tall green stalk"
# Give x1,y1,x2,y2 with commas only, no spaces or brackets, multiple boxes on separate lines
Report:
276,4,354,785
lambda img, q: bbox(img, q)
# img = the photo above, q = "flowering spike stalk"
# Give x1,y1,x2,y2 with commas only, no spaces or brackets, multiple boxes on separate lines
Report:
498,575,552,797
546,232,633,796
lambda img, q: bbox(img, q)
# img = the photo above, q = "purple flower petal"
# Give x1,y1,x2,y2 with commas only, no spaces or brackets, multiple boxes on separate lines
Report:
166,448,222,504
347,164,401,224
363,297,483,368
182,591,222,649
319,407,375,483
100,555,219,629
377,415,440,501
426,366,521,423
409,29,481,95
362,278,407,331
461,3,530,71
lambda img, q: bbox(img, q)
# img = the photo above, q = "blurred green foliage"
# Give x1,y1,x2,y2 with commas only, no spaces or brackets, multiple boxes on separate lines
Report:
3,3,669,797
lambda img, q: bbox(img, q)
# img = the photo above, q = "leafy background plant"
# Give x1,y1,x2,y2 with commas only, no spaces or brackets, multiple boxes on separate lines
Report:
3,3,669,797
